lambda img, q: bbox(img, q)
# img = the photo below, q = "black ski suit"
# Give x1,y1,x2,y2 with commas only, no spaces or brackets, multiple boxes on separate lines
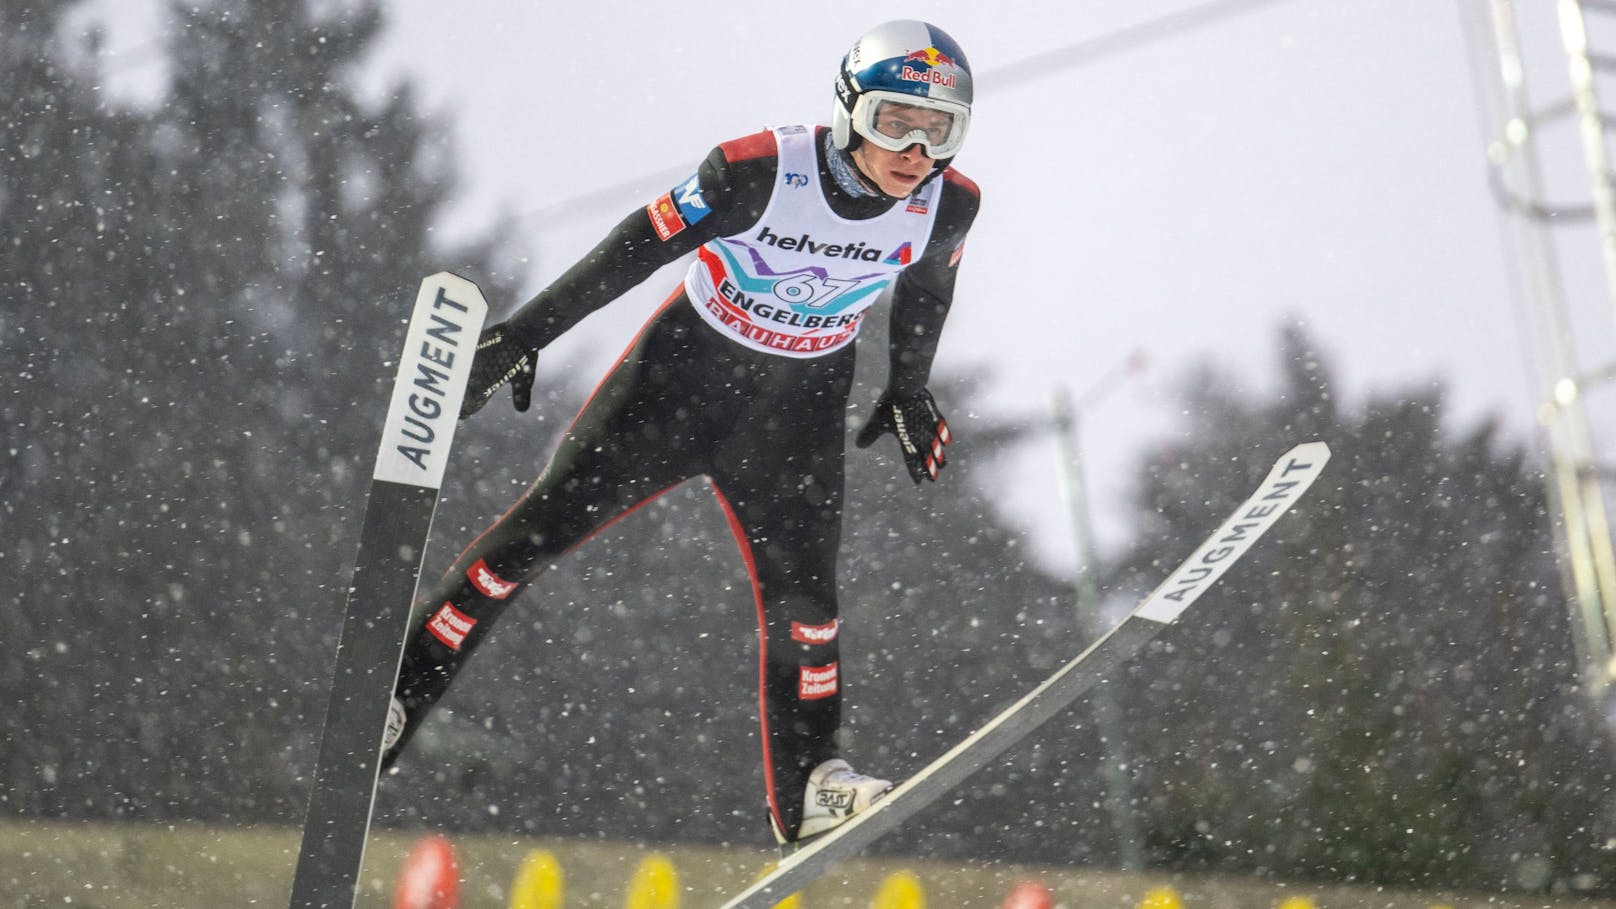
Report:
387,125,980,840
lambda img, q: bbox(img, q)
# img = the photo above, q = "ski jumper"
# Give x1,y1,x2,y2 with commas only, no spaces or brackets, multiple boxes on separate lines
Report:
388,125,981,839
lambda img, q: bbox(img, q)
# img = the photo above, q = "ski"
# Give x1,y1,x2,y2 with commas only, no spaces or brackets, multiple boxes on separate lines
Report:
289,273,487,909
719,441,1331,909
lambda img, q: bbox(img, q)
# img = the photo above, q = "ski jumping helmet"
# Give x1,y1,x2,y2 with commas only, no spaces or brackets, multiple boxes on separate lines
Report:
832,20,973,168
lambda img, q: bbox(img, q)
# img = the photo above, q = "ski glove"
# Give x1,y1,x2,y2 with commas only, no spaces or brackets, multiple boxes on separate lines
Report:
855,388,952,484
459,322,537,419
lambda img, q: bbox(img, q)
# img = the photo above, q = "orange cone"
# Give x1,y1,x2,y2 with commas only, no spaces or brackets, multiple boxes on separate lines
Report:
1000,880,1053,909
392,833,460,909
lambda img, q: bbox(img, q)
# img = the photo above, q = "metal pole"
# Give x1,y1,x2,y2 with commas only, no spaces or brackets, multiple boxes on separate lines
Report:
1052,355,1146,871
1556,0,1616,683
1560,0,1616,328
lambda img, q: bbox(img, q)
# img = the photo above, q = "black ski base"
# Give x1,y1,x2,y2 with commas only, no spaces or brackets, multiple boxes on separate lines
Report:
289,480,436,909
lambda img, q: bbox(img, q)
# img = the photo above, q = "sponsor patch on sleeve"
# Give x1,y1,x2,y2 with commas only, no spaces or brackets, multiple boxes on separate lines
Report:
673,173,710,226
948,241,966,268
647,192,688,241
647,173,711,242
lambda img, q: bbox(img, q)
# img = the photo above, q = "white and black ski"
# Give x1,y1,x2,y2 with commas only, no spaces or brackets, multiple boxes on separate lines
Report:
720,441,1331,909
289,273,487,909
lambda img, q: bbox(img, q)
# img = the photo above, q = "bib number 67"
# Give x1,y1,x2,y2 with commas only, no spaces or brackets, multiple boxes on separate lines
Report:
772,273,858,310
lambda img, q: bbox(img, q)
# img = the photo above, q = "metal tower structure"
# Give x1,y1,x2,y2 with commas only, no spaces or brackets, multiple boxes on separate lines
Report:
1462,0,1616,700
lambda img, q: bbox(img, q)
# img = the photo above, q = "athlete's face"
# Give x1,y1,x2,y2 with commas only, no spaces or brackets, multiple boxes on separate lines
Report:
851,141,935,197
850,102,945,196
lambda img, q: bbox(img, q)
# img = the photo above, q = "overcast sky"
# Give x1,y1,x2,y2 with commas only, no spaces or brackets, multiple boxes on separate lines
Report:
79,0,1616,574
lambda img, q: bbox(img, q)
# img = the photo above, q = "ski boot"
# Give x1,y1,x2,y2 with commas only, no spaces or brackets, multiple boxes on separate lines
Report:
382,695,407,754
788,758,893,848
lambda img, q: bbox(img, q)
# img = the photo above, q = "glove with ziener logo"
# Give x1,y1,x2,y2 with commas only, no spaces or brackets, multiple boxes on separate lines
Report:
459,322,537,419
854,388,951,484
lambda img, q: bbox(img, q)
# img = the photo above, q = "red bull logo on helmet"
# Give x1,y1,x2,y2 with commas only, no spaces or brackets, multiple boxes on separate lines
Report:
904,47,958,68
901,46,959,88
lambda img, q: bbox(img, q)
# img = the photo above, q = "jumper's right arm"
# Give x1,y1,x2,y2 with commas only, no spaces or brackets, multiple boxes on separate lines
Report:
506,145,763,351
459,142,770,418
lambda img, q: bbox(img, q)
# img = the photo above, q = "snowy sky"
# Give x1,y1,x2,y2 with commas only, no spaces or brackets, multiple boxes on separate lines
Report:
76,0,1616,574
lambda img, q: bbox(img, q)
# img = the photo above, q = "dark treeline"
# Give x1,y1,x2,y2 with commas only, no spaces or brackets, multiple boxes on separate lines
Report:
1,0,517,822
3,0,1613,896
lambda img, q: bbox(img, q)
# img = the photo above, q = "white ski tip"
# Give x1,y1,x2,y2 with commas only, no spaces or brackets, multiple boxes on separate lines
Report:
1134,441,1330,625
1286,440,1331,463
372,273,489,489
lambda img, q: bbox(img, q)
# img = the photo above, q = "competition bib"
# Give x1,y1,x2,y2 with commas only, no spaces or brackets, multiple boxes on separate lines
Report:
685,125,940,358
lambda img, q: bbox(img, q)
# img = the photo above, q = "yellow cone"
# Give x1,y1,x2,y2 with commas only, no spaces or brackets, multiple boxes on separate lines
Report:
1275,899,1317,909
1138,886,1184,909
625,853,680,909
870,870,925,909
509,849,563,909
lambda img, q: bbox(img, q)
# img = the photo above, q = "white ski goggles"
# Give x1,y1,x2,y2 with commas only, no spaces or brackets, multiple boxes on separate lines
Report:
850,91,970,159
